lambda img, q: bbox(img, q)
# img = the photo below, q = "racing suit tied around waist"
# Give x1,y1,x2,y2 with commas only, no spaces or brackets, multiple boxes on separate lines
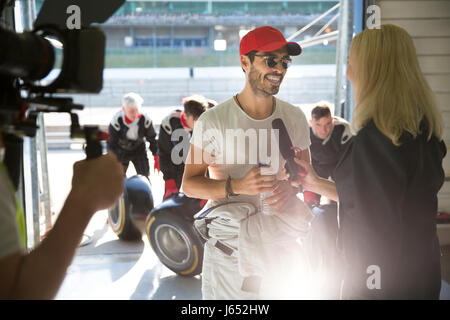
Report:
194,198,315,295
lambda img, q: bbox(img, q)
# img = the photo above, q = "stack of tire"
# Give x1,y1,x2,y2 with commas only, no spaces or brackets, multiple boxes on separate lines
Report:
108,175,205,276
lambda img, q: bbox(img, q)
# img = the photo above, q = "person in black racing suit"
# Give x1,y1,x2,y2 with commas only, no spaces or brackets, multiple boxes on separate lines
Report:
306,103,352,299
158,94,214,199
107,92,159,177
306,103,352,207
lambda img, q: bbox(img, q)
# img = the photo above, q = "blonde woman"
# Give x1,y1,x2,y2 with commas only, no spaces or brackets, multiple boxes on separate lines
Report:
292,24,446,299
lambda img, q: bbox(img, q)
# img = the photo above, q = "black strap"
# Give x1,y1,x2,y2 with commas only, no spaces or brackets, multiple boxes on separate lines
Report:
214,240,234,256
204,217,235,256
204,218,213,238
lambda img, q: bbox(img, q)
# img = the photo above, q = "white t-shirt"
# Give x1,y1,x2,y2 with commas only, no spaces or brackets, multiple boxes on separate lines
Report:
190,96,310,209
0,163,23,260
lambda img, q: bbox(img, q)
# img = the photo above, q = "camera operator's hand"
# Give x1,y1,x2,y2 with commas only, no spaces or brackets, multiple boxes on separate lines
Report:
231,165,277,196
264,180,298,214
70,153,123,214
0,152,124,300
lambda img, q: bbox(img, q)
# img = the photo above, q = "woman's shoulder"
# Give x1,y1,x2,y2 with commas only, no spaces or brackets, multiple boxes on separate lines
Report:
354,120,387,145
355,119,445,157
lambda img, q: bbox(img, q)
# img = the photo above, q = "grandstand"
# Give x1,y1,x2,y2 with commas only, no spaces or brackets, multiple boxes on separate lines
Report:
101,0,338,52
35,1,338,67
36,1,337,52
35,1,338,108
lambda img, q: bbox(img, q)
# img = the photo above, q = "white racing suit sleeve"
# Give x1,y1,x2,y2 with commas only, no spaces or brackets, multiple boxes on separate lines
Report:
195,202,255,254
194,197,314,299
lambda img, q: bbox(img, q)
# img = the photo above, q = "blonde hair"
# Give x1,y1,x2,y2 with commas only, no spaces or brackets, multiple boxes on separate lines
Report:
350,24,443,145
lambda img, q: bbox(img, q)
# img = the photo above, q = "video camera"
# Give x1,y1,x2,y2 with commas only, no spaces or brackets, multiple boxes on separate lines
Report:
0,0,124,136
0,0,124,188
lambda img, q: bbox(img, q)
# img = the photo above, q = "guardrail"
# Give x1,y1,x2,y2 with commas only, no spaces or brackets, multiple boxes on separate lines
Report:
45,124,162,149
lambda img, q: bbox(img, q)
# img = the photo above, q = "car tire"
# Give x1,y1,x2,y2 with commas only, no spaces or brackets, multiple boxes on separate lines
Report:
108,191,141,241
146,210,203,276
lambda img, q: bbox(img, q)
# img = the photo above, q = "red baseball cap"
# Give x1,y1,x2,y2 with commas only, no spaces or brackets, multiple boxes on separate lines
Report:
239,26,302,56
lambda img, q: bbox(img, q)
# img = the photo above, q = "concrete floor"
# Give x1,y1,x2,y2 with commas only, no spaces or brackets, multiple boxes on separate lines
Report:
45,149,202,300
55,212,202,300
46,149,450,300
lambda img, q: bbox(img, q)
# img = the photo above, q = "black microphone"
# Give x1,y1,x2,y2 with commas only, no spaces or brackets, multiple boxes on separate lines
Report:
272,118,303,182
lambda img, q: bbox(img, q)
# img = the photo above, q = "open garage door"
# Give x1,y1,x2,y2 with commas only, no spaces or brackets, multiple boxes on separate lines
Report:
2,0,449,300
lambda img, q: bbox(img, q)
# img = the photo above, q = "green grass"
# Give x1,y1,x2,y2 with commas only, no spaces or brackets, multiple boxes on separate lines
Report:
104,50,336,68
104,54,239,68
55,48,336,68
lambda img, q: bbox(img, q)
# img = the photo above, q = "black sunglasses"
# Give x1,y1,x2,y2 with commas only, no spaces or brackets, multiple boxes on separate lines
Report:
254,55,292,69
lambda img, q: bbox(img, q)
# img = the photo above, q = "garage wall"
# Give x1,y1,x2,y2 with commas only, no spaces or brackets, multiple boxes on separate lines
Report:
376,0,450,212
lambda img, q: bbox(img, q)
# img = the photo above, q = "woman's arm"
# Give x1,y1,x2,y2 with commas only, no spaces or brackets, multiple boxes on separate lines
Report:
291,156,338,202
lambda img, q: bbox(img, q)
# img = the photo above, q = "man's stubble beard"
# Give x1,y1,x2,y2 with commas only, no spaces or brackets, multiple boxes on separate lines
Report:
248,67,281,97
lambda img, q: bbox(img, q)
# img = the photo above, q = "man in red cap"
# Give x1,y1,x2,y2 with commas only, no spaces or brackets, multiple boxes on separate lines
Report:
182,26,314,299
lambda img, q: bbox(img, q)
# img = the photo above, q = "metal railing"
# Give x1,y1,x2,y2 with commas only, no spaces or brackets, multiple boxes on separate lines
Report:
18,0,53,248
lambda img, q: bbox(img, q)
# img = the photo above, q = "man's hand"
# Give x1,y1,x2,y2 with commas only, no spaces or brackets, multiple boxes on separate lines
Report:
231,165,277,196
264,180,298,214
70,153,123,214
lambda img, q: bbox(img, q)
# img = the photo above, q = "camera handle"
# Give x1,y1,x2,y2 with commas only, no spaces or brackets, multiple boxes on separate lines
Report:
70,113,109,160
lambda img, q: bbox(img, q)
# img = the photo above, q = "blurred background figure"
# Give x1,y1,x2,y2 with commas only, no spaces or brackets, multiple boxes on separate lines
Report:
107,92,159,177
158,94,209,199
207,98,218,110
305,102,351,207
304,102,351,299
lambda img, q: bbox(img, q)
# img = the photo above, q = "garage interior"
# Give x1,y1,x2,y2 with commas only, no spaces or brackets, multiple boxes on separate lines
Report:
1,0,449,300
